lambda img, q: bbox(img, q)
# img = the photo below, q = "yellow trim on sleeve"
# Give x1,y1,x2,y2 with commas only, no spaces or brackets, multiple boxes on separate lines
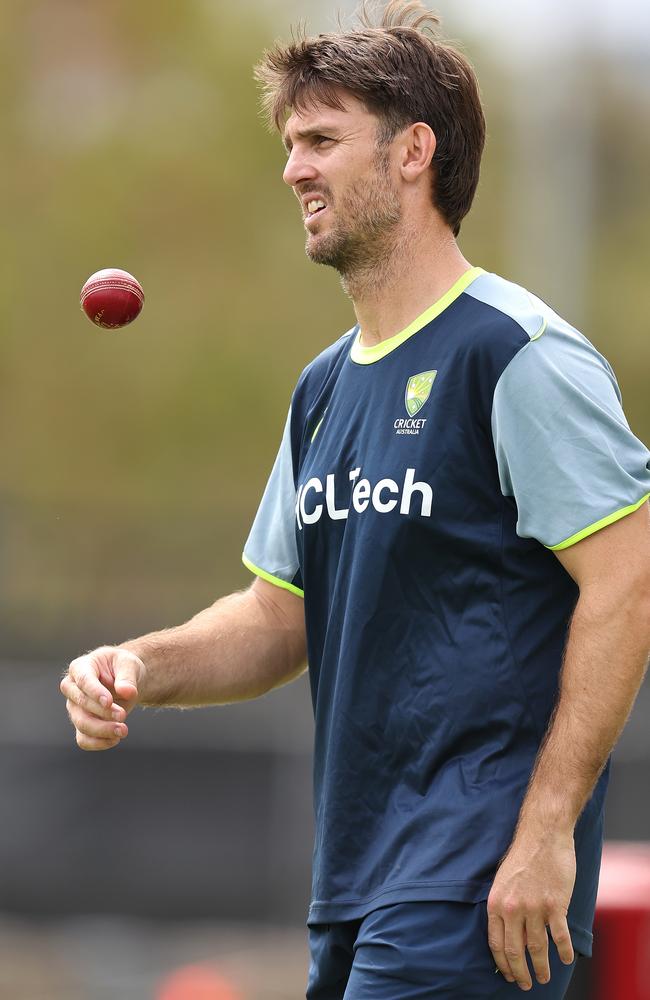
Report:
350,267,486,365
547,494,650,551
311,414,325,443
242,554,305,598
530,318,547,341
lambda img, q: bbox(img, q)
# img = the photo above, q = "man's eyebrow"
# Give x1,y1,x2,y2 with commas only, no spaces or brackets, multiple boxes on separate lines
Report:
282,124,340,151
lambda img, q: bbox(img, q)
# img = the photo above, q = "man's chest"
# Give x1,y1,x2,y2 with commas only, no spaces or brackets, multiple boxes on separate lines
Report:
293,352,499,544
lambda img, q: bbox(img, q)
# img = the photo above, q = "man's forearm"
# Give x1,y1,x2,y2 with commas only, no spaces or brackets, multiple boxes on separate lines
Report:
516,587,650,839
121,585,307,708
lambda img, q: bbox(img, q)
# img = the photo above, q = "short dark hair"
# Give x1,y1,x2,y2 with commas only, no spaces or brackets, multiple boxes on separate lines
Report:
254,1,486,236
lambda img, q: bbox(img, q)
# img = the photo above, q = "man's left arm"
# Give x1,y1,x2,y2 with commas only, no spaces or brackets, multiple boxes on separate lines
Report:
487,502,650,992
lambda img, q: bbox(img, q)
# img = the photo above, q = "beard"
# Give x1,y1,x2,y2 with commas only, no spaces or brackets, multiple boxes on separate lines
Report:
304,147,402,282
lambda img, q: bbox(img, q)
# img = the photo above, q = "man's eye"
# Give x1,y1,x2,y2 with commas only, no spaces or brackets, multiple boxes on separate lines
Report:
314,136,333,146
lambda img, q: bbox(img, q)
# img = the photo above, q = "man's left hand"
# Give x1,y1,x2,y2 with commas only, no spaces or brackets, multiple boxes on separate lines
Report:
487,832,576,991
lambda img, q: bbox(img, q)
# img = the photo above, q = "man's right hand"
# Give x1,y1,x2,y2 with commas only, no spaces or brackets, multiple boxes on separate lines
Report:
60,646,145,751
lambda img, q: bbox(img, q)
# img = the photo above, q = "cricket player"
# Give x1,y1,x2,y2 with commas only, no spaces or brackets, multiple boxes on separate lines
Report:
61,3,650,996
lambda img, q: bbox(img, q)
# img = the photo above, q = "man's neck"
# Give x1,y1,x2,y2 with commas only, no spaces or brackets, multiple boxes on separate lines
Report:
345,222,473,347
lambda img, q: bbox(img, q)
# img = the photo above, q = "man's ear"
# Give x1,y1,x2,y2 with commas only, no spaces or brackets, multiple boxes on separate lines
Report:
399,122,436,182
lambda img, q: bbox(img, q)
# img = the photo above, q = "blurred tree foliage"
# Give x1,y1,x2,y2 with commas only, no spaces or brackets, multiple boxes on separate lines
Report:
0,1,648,657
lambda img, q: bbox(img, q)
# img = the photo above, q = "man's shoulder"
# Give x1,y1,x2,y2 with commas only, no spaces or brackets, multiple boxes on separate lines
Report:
464,270,552,343
294,326,357,399
460,270,612,387
468,271,615,384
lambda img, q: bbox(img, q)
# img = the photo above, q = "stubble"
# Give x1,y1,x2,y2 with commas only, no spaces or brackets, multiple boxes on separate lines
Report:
304,146,406,298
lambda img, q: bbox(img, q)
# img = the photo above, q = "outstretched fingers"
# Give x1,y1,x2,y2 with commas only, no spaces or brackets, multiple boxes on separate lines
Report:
488,911,515,984
524,917,551,986
548,910,575,967
502,909,532,991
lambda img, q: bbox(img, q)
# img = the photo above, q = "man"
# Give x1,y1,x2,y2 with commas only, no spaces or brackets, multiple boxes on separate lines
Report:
61,2,650,996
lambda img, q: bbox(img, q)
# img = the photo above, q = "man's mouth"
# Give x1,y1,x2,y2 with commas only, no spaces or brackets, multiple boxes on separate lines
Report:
306,199,328,221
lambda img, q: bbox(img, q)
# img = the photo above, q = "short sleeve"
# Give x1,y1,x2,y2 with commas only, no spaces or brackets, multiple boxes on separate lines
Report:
242,407,304,596
491,322,650,550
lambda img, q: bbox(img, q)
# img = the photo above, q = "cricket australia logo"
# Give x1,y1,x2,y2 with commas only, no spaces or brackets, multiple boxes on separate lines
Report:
394,370,437,435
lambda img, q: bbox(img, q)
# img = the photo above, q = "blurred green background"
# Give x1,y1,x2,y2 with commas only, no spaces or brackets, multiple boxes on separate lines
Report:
2,0,649,658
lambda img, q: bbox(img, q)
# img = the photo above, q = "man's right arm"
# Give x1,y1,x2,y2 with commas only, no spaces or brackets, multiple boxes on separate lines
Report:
60,577,307,751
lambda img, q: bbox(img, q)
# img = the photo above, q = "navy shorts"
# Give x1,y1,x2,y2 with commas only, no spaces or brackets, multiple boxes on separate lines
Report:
307,901,578,999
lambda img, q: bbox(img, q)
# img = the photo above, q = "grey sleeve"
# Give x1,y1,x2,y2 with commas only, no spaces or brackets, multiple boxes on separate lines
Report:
491,323,650,549
242,408,303,595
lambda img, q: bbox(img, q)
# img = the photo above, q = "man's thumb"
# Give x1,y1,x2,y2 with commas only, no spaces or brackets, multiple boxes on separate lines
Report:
113,652,142,701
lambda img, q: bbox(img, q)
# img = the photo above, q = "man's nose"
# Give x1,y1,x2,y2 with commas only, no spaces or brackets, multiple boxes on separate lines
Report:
283,147,318,188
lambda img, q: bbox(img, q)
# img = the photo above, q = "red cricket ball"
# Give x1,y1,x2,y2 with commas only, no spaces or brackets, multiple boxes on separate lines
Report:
80,268,144,329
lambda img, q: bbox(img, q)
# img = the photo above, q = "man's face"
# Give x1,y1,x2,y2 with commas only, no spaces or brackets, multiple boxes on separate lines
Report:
282,91,402,275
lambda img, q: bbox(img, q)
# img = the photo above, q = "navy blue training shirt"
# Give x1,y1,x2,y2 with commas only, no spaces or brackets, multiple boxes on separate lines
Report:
243,268,650,955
